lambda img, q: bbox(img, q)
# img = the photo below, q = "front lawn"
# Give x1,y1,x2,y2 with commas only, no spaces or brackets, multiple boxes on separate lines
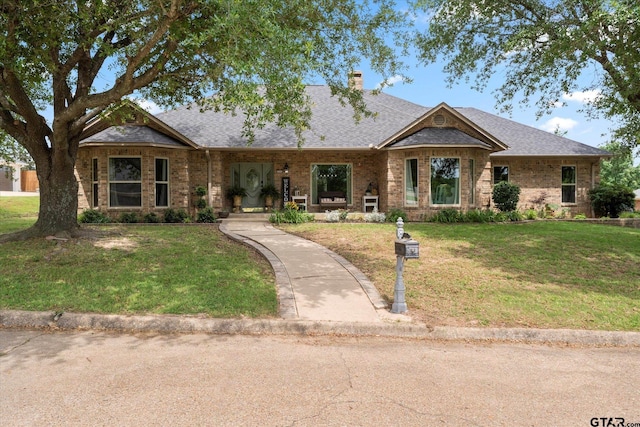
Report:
282,221,640,331
0,224,277,318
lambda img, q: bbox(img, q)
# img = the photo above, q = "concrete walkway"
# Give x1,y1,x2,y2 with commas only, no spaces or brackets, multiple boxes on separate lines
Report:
219,219,392,323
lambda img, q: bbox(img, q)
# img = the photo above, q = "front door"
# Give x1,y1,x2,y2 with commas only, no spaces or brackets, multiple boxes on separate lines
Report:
232,163,274,210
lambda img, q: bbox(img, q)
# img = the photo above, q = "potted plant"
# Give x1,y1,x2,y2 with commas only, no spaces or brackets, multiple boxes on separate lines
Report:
226,185,247,213
260,184,280,211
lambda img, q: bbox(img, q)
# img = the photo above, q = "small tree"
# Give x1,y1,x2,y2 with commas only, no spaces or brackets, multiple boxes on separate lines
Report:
492,181,521,212
588,185,635,218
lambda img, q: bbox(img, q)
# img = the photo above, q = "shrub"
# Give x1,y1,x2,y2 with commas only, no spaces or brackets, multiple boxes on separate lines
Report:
504,210,523,221
78,209,111,224
364,208,386,223
574,213,587,220
429,209,462,223
386,208,408,223
619,211,640,218
118,212,139,223
589,185,635,218
269,204,314,224
492,181,521,212
195,198,207,209
164,208,190,223
143,212,160,223
196,207,216,223
524,209,537,220
325,210,341,223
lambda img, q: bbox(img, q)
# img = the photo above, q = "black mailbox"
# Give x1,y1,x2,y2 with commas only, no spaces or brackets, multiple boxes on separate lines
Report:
395,239,419,259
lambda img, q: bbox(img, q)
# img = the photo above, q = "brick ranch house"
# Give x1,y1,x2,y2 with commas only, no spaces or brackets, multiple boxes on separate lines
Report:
76,74,610,220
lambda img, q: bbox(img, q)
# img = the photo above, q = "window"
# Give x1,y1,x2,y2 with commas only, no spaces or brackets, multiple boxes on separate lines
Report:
108,157,142,207
155,158,169,207
92,158,99,208
430,158,460,205
311,164,352,204
405,158,418,206
493,166,509,184
469,159,475,205
562,166,576,204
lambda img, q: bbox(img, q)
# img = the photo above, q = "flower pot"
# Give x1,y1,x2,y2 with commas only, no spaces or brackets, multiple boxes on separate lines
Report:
265,195,274,211
233,195,243,213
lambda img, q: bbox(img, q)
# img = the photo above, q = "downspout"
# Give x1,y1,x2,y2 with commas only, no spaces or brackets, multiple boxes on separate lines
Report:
206,150,212,207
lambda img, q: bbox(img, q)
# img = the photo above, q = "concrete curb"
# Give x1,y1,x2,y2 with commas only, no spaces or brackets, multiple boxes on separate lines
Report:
2,310,639,347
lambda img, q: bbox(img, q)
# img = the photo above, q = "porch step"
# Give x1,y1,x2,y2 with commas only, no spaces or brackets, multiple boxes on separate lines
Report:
220,213,271,222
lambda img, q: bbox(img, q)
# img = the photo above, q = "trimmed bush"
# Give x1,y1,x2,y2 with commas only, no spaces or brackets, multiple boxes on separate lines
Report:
589,185,635,218
492,181,521,212
196,207,216,223
164,208,190,223
364,208,386,223
118,212,139,223
78,209,111,224
143,212,161,223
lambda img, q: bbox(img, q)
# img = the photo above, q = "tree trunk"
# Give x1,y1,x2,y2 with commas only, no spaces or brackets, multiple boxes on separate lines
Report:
33,163,80,237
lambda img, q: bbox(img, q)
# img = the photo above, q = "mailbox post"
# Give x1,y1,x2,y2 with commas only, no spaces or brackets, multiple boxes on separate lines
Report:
392,218,419,314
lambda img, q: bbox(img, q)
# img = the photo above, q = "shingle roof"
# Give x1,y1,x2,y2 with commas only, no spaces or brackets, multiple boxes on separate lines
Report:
156,86,427,149
457,108,609,157
83,85,610,158
388,127,492,149
82,125,186,147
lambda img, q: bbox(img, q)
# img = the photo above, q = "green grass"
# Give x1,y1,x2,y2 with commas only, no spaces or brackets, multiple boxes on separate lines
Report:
282,222,640,331
0,195,277,317
0,195,40,233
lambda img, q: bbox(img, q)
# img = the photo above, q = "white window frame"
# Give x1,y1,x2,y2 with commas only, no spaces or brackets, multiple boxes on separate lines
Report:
108,156,142,208
155,157,170,207
561,165,577,204
430,157,461,206
405,158,419,207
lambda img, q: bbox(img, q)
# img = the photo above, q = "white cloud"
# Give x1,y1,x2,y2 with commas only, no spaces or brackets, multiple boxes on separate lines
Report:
562,90,602,104
130,97,163,114
377,75,405,90
540,117,579,133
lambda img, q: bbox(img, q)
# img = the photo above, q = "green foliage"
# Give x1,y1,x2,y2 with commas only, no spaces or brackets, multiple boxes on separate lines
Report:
194,185,207,197
619,212,640,218
589,185,635,218
118,212,139,223
524,209,538,220
492,181,521,212
574,214,587,220
413,0,640,149
428,208,522,223
226,186,248,199
599,141,640,189
195,198,207,209
259,184,280,198
78,209,111,224
269,204,314,224
143,212,161,223
1,0,408,236
386,208,408,223
163,208,190,224
196,207,216,223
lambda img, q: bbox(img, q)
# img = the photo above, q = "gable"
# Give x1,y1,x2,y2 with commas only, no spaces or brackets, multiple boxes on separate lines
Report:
79,100,197,149
376,102,508,152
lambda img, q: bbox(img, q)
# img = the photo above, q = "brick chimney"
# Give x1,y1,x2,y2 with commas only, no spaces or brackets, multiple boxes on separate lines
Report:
349,70,363,91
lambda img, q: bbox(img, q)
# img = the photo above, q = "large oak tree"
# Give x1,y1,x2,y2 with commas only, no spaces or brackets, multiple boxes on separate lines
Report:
0,0,407,239
413,0,640,149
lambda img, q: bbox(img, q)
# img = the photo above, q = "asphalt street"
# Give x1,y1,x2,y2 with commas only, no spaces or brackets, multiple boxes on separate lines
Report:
1,329,639,426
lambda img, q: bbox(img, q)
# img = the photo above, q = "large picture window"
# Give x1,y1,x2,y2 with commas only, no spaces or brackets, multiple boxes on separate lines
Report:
405,158,418,206
561,166,576,204
109,157,142,207
311,164,352,204
430,157,460,205
155,158,169,207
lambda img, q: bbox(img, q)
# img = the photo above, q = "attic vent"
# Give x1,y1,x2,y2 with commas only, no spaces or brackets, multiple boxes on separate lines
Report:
433,114,446,126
